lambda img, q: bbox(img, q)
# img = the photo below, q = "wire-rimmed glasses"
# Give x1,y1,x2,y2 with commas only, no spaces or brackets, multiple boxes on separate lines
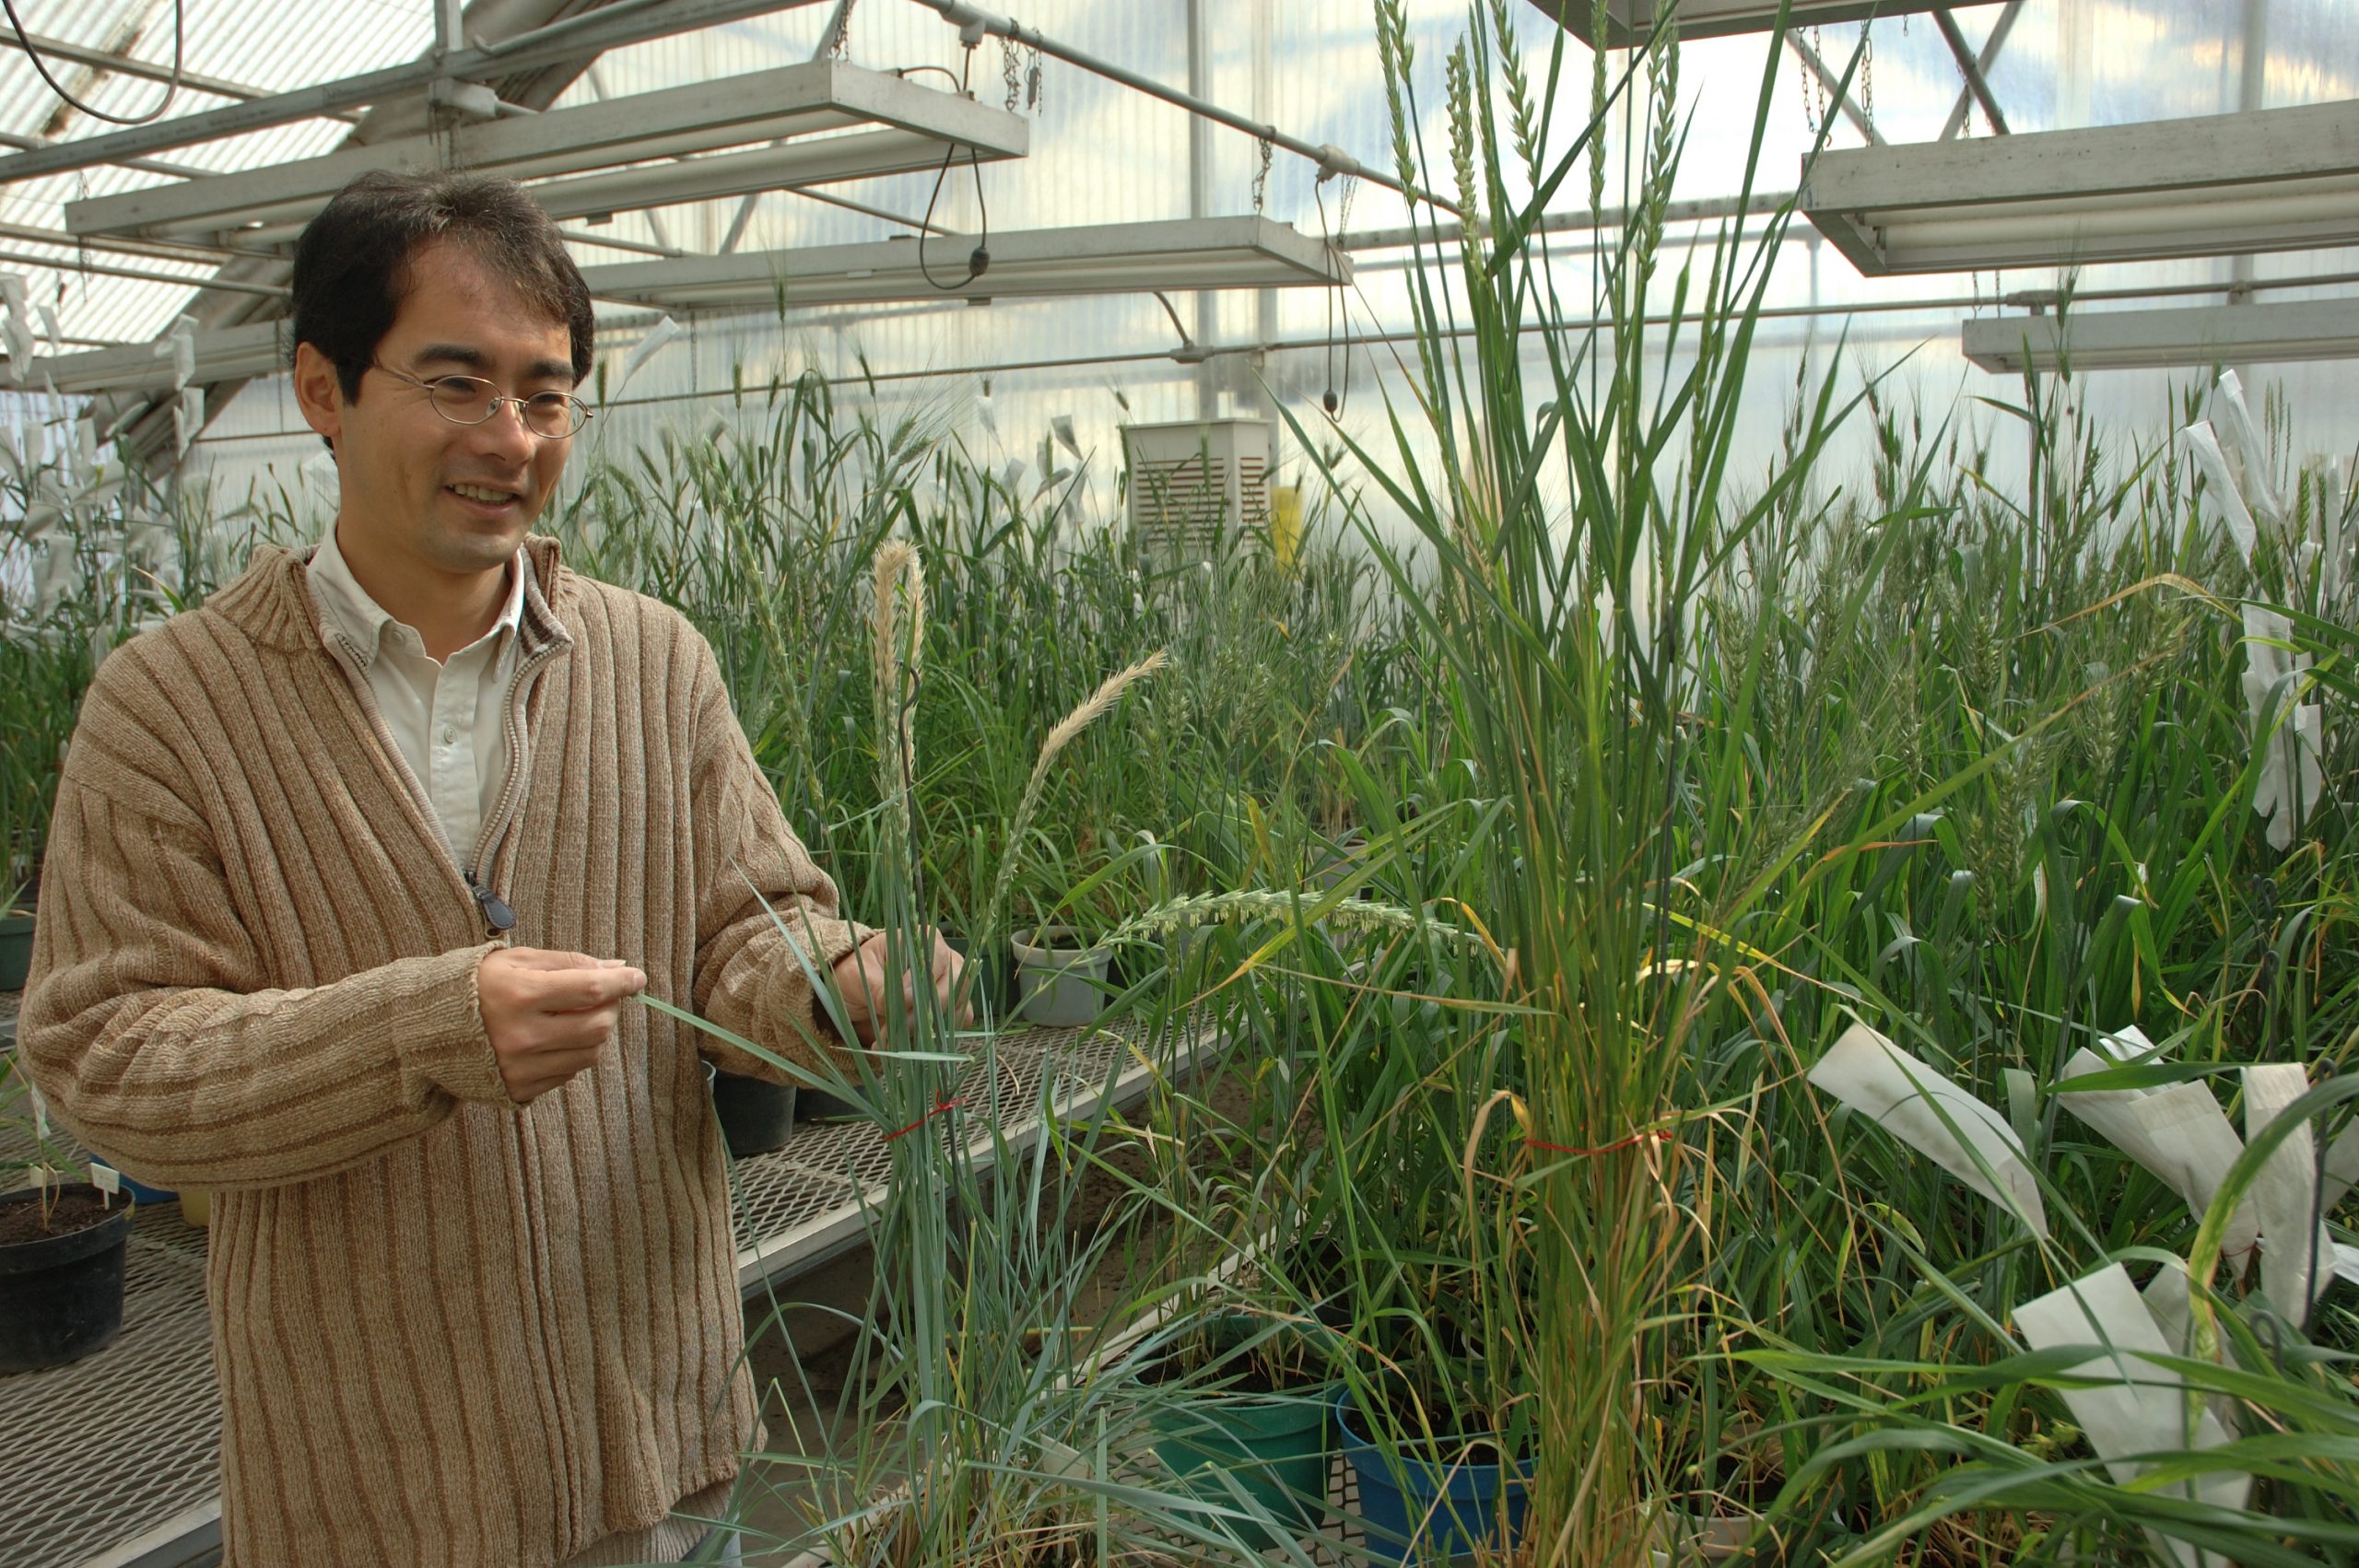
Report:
370,361,592,439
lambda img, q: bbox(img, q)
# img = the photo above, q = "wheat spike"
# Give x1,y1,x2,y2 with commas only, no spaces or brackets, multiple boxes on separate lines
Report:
985,649,1168,936
869,541,921,818
1036,649,1169,775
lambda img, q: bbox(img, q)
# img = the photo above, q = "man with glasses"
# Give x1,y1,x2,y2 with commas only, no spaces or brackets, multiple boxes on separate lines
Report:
20,170,961,1566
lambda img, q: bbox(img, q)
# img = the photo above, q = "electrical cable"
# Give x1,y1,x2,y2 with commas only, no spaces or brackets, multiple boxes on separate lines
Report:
1313,179,1354,416
915,44,989,292
4,0,186,126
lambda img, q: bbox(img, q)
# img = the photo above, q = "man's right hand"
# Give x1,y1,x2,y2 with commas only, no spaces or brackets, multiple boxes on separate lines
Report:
477,948,647,1104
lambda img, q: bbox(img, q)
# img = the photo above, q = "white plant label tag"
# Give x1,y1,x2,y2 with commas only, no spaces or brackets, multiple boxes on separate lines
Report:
88,1162,120,1197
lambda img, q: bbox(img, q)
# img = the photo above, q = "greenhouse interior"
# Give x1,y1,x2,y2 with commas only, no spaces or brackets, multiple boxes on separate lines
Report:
1,0,2357,1564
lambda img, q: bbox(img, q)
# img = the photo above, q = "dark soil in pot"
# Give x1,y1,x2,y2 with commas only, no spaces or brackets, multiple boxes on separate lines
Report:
0,1184,133,1374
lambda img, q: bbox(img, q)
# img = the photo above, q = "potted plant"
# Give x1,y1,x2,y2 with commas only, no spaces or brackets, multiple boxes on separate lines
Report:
0,850,30,992
0,644,41,993
1137,1308,1338,1550
1649,1375,1779,1563
1306,947,1533,1562
0,1050,134,1373
0,591,99,992
709,1071,797,1157
1334,1331,1531,1564
1008,924,1112,1028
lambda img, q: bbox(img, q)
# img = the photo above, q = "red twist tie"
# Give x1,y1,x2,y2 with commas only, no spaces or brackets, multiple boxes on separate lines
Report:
882,1094,962,1142
1524,1129,1671,1157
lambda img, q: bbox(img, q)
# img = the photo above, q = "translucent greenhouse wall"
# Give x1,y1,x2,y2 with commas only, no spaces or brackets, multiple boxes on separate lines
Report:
179,0,2359,550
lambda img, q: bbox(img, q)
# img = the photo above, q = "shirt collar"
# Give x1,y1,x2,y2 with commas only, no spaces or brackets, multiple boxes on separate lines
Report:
307,525,528,671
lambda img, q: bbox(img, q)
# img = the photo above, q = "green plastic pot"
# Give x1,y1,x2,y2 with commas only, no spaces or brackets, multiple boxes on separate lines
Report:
1149,1383,1334,1550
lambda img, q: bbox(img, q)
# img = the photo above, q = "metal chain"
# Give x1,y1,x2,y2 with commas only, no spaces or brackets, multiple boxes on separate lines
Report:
1026,44,1042,111
1802,26,1825,137
1251,136,1273,214
1002,35,1022,111
1861,21,1874,127
827,0,856,58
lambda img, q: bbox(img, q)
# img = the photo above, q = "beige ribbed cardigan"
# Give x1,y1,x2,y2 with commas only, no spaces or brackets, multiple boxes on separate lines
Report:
20,536,864,1567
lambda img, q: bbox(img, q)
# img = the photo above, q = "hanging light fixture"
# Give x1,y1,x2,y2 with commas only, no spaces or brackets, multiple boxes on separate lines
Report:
1962,298,2359,374
1804,100,2359,276
1525,0,2001,47
581,217,1350,310
65,60,1028,247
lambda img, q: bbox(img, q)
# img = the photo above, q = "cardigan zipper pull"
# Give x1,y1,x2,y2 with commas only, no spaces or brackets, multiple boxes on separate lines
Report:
463,871,516,936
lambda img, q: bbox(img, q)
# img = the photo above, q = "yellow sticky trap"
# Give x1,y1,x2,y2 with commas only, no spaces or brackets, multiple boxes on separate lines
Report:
1270,485,1302,570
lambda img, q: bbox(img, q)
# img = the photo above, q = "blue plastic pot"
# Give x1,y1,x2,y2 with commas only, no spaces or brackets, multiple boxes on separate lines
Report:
1336,1386,1528,1564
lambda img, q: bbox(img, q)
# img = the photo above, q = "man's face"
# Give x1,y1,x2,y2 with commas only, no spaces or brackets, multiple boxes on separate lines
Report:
297,239,577,579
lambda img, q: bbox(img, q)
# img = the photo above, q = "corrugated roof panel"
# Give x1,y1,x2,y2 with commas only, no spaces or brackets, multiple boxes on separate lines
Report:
0,0,430,348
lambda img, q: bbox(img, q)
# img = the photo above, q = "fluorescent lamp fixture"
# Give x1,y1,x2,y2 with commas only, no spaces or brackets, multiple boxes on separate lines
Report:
32,318,290,394
1962,298,2359,374
581,217,1349,310
67,61,1027,244
1804,100,2359,275
1526,0,1998,46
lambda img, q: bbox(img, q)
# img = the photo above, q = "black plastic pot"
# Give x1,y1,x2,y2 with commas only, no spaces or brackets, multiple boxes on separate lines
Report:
0,1184,133,1374
0,910,32,991
709,1072,797,1158
942,932,1012,1024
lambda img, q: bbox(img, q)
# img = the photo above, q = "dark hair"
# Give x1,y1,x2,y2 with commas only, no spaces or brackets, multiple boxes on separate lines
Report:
289,170,594,403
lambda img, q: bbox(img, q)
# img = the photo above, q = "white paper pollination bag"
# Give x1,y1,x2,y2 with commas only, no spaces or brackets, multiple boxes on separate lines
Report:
1811,1017,2353,1560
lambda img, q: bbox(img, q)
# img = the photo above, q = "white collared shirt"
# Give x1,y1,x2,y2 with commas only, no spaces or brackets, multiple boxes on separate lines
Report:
307,526,527,871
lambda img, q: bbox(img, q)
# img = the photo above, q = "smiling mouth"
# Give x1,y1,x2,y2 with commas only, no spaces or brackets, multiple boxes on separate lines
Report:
447,482,523,507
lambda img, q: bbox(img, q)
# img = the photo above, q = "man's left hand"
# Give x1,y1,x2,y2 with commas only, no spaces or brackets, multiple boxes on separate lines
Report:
828,929,971,1046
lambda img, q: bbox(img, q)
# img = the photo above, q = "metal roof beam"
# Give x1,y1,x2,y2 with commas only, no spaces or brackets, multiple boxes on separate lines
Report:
0,0,828,186
0,246,285,298
0,216,266,265
0,124,205,181
1931,7,2010,135
1939,0,2024,140
3,30,364,123
918,2,1453,215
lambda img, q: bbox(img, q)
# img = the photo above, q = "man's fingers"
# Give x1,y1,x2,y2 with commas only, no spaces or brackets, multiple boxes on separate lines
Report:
502,1045,604,1102
536,965,647,1012
499,946,608,972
